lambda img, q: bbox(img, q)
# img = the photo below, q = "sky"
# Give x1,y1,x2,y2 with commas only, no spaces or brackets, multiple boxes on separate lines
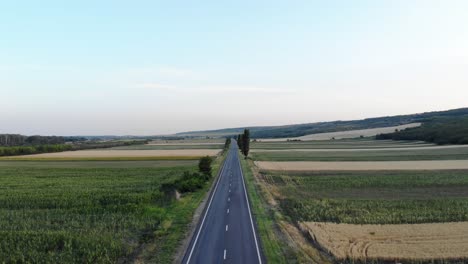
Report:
1,0,467,135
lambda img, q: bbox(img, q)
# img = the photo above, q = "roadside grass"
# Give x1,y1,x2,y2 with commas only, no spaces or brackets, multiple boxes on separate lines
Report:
251,147,468,161
240,158,295,263
261,170,468,224
0,155,225,263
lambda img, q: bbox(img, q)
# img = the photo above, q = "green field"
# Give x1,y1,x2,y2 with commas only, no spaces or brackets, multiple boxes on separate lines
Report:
252,146,468,161
261,170,468,224
0,159,221,263
0,160,197,168
252,139,432,149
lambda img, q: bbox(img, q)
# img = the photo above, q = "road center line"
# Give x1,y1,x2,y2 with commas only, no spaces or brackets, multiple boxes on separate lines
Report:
226,225,229,231
224,249,227,260
227,208,230,214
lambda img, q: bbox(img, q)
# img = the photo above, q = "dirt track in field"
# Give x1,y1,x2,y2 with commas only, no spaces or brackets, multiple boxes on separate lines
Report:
11,149,221,158
260,123,421,142
255,160,468,171
301,222,468,260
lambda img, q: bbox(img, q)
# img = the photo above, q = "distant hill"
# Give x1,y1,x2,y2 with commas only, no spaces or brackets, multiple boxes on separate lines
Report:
176,108,468,139
376,115,468,145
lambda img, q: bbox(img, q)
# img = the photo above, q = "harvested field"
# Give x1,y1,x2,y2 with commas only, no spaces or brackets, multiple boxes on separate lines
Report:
259,123,421,142
301,221,468,260
148,139,224,144
255,160,468,171
7,149,221,159
147,142,223,146
112,144,223,150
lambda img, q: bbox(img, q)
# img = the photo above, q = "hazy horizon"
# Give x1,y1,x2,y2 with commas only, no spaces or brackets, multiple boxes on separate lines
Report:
2,1,468,136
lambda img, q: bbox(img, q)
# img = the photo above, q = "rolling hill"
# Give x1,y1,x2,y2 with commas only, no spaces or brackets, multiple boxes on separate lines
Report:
176,108,468,139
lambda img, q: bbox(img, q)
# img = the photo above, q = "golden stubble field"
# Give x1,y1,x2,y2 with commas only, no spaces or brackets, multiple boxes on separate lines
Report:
301,222,468,260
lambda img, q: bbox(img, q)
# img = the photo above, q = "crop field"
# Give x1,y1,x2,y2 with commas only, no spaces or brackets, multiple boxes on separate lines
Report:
251,145,468,161
111,144,223,150
0,156,222,263
302,222,468,260
0,160,197,168
252,140,433,150
255,169,468,262
148,139,225,144
261,170,468,224
255,160,468,170
250,136,468,262
3,149,221,160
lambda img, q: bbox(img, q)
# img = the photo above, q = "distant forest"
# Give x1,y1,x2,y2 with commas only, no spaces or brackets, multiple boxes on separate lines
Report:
0,134,147,157
0,134,87,147
376,116,468,145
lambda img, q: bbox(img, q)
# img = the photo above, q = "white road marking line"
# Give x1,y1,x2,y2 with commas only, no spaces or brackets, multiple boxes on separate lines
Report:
228,197,230,202
185,155,228,264
227,208,230,214
238,156,263,264
226,225,229,231
229,189,231,193
224,249,227,260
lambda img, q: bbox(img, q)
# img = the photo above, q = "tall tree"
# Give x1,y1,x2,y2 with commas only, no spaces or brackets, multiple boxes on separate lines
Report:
242,129,250,157
237,134,244,151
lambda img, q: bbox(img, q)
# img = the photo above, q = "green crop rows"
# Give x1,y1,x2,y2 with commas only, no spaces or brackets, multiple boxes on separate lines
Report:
262,170,468,224
0,162,206,263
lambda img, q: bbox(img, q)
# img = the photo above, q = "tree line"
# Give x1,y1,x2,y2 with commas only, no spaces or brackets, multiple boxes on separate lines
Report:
0,140,148,157
237,129,250,157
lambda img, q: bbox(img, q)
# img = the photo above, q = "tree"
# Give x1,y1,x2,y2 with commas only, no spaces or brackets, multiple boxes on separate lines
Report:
198,156,213,176
224,138,231,150
237,134,244,151
242,129,250,157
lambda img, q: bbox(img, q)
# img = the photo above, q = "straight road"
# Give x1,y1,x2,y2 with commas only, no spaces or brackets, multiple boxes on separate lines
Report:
182,141,263,264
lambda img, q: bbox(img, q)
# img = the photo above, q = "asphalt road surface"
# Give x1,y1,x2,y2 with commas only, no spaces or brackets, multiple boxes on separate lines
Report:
182,141,263,264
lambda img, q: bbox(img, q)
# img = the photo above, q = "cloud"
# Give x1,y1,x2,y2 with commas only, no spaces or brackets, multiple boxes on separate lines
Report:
137,83,175,90
199,85,294,94
127,66,199,79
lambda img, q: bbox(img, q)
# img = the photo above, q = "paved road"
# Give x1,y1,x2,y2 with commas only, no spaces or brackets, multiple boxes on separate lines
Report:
182,141,263,264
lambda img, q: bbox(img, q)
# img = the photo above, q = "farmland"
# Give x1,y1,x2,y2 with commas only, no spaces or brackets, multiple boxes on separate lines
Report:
2,149,221,160
302,222,468,260
251,145,468,161
246,138,468,262
261,170,468,224
0,142,225,263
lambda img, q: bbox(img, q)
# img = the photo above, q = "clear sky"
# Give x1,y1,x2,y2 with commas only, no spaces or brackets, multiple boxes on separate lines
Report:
1,1,467,135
